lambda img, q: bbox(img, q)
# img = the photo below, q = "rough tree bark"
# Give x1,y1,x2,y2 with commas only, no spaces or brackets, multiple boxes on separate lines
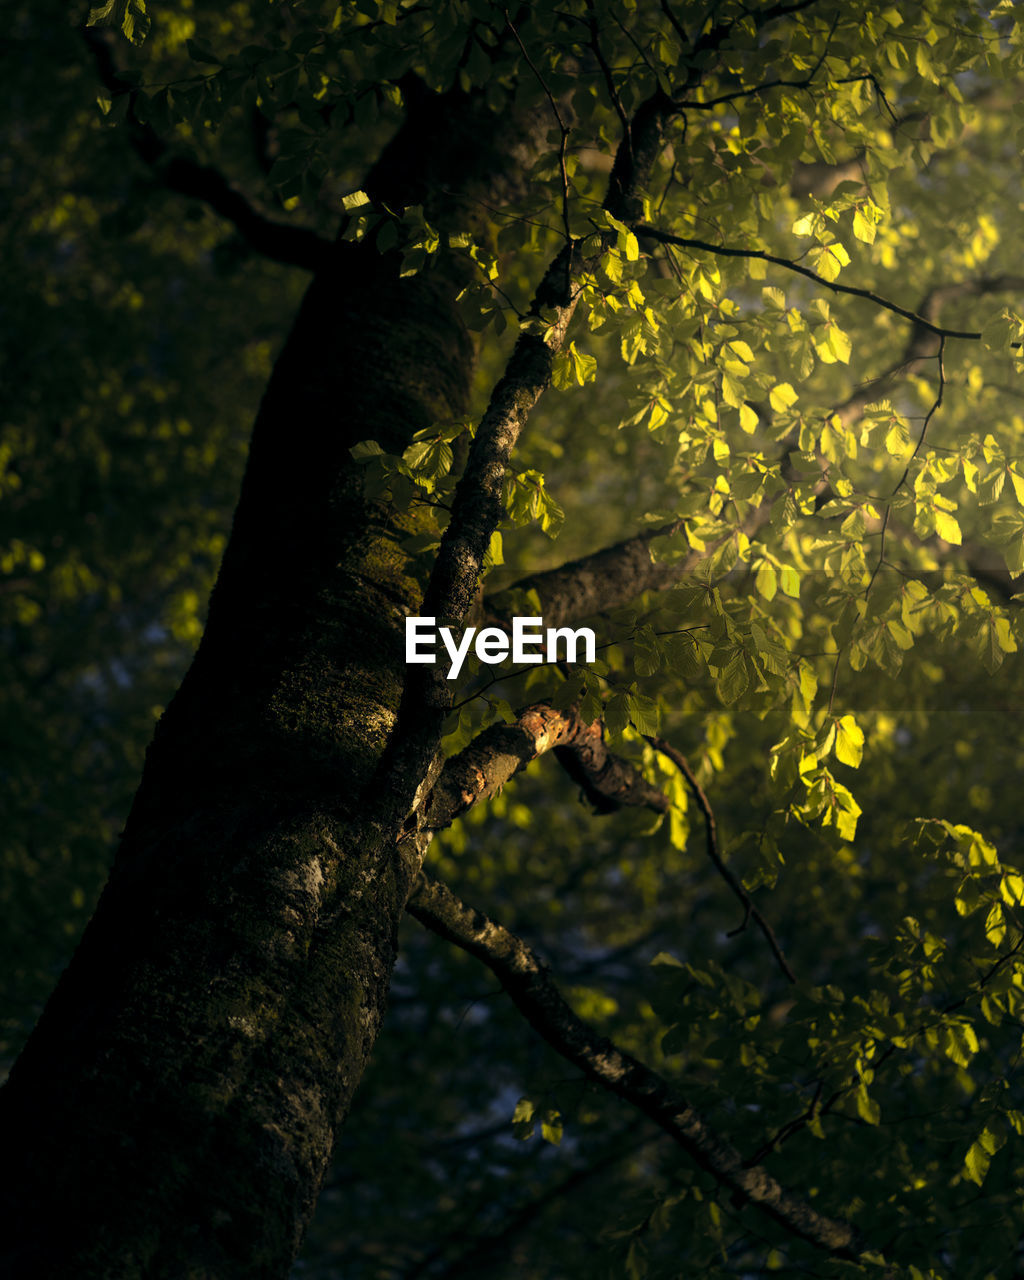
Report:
0,77,538,1279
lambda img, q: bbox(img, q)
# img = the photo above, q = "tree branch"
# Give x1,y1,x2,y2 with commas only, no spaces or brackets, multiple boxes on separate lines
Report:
487,521,684,629
635,225,995,340
374,91,676,823
406,875,869,1260
422,703,668,833
584,0,632,165
504,10,573,250
673,17,854,112
85,29,334,271
489,264,1024,635
658,0,689,47
553,716,670,815
829,274,1024,429
426,93,671,633
799,276,1024,602
486,501,774,630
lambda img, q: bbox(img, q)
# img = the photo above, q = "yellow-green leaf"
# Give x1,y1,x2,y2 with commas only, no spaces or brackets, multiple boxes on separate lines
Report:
834,714,864,768
770,382,798,413
852,207,876,243
933,509,962,545
855,1082,880,1125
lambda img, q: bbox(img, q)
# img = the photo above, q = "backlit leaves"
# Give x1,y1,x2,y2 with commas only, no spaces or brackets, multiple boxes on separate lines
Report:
87,0,150,46
834,715,865,769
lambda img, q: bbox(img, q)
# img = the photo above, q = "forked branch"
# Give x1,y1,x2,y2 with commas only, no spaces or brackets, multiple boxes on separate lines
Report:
422,703,669,833
407,875,867,1260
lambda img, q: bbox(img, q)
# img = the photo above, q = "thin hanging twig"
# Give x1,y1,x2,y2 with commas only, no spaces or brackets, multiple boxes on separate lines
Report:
646,735,797,984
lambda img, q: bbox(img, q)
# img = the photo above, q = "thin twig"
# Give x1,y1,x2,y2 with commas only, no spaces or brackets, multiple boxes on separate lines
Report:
610,11,662,80
743,1080,826,1168
586,0,631,163
635,226,989,340
745,932,1024,1171
865,335,946,600
675,12,844,109
676,68,869,111
745,1078,853,1170
505,10,573,257
897,334,946,491
865,507,891,598
826,645,843,716
645,736,797,984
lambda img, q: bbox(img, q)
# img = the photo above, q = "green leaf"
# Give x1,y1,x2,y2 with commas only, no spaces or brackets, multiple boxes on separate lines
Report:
755,561,777,601
493,698,516,725
376,219,399,253
885,417,910,456
833,784,861,841
627,692,660,735
604,692,629,736
512,1097,536,1140
964,1127,1003,1186
982,310,1016,352
540,1109,563,1145
350,440,386,460
816,323,852,365
634,626,661,677
769,382,798,413
720,373,744,409
855,1082,880,1125
716,654,749,705
1003,872,1024,906
779,566,800,598
87,0,150,45
985,901,1006,946
812,241,851,283
964,1138,991,1185
560,341,597,388
538,487,565,538
943,1021,979,1068
834,714,864,768
852,207,877,243
340,190,373,213
403,438,453,479
933,509,962,545
484,529,504,568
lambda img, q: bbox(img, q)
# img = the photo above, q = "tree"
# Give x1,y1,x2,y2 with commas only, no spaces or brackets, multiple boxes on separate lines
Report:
4,0,1024,1275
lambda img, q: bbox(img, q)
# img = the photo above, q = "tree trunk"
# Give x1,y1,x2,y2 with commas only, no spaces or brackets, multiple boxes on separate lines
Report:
0,83,518,1279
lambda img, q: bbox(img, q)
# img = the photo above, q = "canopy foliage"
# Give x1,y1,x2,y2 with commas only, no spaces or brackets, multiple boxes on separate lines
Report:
5,0,1024,1276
